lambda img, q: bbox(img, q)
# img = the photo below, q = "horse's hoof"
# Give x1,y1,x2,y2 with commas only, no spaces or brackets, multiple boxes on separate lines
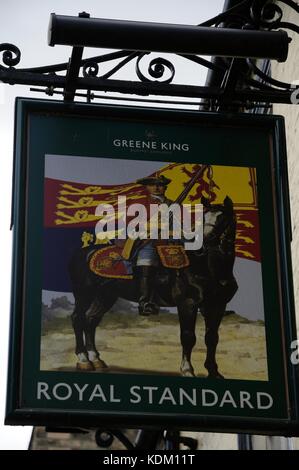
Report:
76,361,94,371
92,358,109,370
180,368,195,377
139,310,150,317
151,310,159,315
207,371,225,379
139,302,159,316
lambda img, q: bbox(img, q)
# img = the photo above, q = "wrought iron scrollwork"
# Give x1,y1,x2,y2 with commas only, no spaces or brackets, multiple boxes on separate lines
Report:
82,61,99,78
0,43,21,67
202,0,299,31
0,0,298,109
198,0,299,110
136,53,175,84
94,429,198,450
81,51,176,84
83,51,141,80
250,0,284,28
250,0,299,32
95,430,136,450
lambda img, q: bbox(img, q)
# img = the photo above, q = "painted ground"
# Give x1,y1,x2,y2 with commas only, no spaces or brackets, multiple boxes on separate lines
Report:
40,309,268,381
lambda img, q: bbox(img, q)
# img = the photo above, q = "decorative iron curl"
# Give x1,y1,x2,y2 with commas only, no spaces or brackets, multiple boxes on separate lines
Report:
0,43,21,67
82,61,99,78
94,429,198,450
250,0,283,28
201,0,299,33
95,429,135,450
82,51,140,80
136,53,175,84
250,0,299,31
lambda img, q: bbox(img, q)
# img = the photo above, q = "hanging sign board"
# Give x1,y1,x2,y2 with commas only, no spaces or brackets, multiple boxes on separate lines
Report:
5,98,299,435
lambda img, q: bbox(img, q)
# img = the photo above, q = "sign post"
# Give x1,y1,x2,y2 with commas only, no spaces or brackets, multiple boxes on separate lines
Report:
5,98,299,435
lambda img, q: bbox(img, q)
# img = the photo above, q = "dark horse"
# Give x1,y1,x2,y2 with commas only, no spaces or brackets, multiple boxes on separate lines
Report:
68,196,238,378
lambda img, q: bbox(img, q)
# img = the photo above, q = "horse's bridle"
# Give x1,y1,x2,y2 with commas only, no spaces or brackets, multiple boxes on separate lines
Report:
203,208,235,251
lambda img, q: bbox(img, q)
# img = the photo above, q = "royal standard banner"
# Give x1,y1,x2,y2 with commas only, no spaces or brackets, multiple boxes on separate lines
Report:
43,163,260,291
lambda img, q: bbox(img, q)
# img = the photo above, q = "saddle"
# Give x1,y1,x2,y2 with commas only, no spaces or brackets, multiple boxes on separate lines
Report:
88,244,189,279
89,245,133,279
156,244,189,269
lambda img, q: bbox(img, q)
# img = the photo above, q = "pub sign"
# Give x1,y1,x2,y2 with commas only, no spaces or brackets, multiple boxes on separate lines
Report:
5,98,299,435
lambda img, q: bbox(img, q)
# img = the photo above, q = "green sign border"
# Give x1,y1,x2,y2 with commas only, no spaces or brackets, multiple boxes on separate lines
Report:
5,98,299,435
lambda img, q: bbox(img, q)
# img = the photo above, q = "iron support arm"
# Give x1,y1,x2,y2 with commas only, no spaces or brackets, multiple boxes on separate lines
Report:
0,66,293,105
1,1,298,108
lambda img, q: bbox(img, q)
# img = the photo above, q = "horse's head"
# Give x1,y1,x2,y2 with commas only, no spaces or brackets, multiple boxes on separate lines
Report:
201,195,236,255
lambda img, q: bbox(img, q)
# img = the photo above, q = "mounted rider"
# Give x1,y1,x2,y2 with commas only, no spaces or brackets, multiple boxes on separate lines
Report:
121,173,185,316
121,166,211,316
89,165,209,317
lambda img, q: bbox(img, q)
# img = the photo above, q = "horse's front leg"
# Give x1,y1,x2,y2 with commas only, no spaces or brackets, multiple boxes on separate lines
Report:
177,298,198,377
85,295,117,370
71,297,94,371
202,300,226,379
85,319,108,370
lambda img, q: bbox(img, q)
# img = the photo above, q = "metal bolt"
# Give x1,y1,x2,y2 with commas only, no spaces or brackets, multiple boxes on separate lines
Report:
79,12,90,18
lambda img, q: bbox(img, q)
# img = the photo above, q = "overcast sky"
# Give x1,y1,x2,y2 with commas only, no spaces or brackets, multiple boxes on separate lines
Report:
0,0,224,450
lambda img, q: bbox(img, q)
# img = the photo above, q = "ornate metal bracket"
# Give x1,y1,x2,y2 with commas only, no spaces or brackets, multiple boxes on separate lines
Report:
95,429,198,450
0,0,298,110
43,427,198,450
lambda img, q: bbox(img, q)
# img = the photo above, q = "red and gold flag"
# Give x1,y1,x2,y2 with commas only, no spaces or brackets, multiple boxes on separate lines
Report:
44,163,260,262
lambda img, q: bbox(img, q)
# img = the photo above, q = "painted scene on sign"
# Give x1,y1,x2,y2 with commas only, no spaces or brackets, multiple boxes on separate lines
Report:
41,155,268,380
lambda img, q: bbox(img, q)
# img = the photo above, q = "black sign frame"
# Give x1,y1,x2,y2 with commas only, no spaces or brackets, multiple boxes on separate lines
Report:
5,98,299,435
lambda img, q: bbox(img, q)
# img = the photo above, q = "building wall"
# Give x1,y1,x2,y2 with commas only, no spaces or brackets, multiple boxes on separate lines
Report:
272,4,299,337
271,2,299,451
30,427,138,450
182,432,237,450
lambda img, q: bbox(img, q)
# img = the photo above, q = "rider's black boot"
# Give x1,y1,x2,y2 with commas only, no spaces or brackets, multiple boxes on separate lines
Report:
138,266,159,316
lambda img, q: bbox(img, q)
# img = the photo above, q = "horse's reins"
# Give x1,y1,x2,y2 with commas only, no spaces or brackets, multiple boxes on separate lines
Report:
203,209,234,249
